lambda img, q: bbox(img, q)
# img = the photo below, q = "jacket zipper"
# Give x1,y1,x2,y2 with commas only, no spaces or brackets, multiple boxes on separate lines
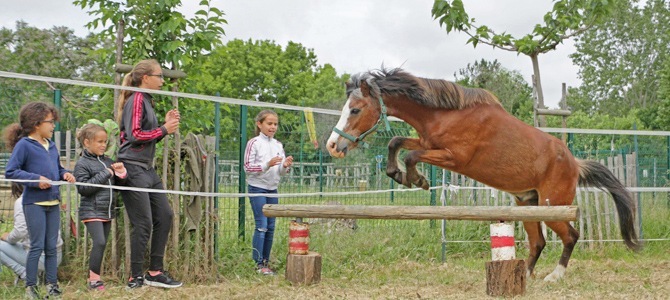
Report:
96,156,113,219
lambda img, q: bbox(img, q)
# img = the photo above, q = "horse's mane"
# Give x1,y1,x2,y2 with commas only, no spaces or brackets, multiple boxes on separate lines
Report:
347,68,501,110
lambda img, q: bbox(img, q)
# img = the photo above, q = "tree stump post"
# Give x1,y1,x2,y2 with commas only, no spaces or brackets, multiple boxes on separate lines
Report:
485,259,526,297
286,251,321,285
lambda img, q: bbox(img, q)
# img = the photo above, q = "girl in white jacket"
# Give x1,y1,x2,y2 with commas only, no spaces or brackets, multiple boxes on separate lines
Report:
244,110,293,275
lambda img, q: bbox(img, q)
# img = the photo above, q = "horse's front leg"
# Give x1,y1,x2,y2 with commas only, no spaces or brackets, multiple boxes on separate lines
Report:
403,149,454,190
386,137,424,187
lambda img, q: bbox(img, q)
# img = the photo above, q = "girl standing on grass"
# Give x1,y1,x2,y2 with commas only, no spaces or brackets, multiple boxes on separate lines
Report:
117,59,181,289
4,101,76,299
244,110,293,275
74,123,127,291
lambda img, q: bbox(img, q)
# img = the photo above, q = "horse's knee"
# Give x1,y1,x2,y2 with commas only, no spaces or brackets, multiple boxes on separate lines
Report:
403,151,419,166
388,136,404,150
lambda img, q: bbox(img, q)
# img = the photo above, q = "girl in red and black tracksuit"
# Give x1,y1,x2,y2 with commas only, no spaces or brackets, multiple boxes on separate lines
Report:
117,59,182,289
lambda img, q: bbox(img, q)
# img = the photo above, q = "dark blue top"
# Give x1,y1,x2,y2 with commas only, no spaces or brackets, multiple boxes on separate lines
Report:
4,137,70,205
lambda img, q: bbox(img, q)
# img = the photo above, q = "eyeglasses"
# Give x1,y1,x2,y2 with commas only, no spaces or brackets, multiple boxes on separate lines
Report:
148,74,164,79
41,119,55,125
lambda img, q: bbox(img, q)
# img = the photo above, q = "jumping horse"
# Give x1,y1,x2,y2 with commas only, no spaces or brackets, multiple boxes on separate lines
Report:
326,68,641,282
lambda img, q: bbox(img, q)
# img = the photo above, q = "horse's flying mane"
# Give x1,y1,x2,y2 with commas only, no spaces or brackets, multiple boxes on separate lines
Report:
347,68,501,110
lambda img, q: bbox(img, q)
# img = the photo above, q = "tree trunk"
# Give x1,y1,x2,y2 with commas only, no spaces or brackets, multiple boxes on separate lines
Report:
486,259,526,297
531,54,546,127
113,18,124,121
286,251,322,285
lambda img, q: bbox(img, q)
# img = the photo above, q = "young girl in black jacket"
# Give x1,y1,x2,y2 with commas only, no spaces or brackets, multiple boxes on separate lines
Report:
74,123,127,291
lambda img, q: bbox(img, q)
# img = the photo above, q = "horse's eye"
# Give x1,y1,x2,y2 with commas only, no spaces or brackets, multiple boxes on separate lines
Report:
350,108,361,115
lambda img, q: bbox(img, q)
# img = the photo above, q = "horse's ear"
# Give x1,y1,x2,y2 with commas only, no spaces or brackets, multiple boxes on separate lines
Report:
360,80,371,96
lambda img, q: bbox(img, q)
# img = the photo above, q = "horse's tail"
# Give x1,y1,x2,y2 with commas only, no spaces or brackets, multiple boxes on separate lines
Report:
577,159,642,251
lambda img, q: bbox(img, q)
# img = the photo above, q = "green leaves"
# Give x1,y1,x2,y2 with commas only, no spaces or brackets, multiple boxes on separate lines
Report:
432,0,613,56
570,0,670,117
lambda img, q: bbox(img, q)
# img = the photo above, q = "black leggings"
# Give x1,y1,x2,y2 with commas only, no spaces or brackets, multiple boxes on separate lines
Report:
120,164,174,278
84,220,111,276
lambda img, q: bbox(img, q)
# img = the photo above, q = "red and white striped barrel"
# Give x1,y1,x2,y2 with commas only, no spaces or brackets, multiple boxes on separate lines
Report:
490,222,515,261
288,220,310,255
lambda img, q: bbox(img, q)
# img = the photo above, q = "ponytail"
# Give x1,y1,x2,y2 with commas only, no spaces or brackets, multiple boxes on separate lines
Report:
2,123,24,151
117,59,160,123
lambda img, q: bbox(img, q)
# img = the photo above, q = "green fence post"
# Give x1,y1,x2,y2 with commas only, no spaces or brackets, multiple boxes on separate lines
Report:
430,165,437,228
214,93,220,259
53,89,61,132
319,149,323,199
634,123,642,239
238,105,248,240
667,136,670,208
300,100,305,192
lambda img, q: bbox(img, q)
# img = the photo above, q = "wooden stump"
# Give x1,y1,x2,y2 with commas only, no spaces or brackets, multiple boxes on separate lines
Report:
286,251,321,285
485,259,526,297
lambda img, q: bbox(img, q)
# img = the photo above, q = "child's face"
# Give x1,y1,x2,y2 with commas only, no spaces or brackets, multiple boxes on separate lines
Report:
33,112,55,140
84,130,108,156
257,115,278,137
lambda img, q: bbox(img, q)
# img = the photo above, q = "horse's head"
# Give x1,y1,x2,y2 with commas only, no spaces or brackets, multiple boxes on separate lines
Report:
327,80,385,158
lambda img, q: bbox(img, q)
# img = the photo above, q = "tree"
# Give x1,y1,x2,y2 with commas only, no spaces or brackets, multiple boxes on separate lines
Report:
195,39,347,107
638,56,670,130
570,0,670,116
454,59,534,123
431,0,614,126
0,21,110,129
74,0,227,119
193,39,349,154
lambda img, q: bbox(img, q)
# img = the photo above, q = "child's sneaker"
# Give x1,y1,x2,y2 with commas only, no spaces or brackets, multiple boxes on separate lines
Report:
88,280,105,291
255,265,275,276
25,285,40,299
45,283,62,299
14,271,26,287
126,276,144,290
144,270,183,288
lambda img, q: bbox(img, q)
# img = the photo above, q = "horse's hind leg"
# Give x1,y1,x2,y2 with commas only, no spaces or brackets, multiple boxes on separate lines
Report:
521,220,546,279
386,137,425,186
542,221,579,282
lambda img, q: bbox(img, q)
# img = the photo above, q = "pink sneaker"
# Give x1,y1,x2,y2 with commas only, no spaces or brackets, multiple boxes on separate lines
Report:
88,280,105,291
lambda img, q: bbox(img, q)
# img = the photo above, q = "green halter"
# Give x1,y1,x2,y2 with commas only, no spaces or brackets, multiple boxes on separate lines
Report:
332,94,391,149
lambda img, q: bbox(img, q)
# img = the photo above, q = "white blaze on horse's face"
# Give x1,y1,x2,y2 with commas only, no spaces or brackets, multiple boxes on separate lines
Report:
326,99,351,158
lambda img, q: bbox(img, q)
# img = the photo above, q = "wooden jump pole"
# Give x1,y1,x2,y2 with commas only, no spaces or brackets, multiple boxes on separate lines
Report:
263,205,579,222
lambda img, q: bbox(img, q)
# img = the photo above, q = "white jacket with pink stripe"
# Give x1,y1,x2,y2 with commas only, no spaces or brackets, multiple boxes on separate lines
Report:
243,133,289,190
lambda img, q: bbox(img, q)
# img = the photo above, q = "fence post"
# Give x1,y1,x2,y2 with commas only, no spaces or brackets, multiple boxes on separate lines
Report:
634,123,642,239
214,93,220,259
53,89,61,132
430,165,437,228
298,99,307,191
238,105,247,240
319,150,323,198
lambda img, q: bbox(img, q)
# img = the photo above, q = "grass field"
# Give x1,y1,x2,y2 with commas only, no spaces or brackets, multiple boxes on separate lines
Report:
2,225,668,299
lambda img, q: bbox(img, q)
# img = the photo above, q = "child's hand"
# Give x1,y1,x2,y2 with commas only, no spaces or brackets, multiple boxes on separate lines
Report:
166,109,181,122
283,156,293,168
63,172,76,183
164,119,179,134
38,176,52,189
107,168,114,175
111,162,126,174
268,156,283,168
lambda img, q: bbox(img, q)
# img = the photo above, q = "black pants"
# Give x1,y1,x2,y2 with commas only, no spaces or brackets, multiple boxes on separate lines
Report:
120,164,174,278
84,220,111,276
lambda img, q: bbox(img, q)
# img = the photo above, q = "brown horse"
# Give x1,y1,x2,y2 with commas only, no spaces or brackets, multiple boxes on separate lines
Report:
326,68,641,282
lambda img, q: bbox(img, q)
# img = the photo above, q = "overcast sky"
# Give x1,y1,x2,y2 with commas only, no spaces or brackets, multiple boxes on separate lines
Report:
1,0,583,108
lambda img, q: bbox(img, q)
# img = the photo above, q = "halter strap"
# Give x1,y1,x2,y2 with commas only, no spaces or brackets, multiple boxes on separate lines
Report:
333,94,391,149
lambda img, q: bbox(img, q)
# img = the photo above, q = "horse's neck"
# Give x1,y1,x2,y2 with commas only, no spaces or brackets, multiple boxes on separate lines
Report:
384,96,432,135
